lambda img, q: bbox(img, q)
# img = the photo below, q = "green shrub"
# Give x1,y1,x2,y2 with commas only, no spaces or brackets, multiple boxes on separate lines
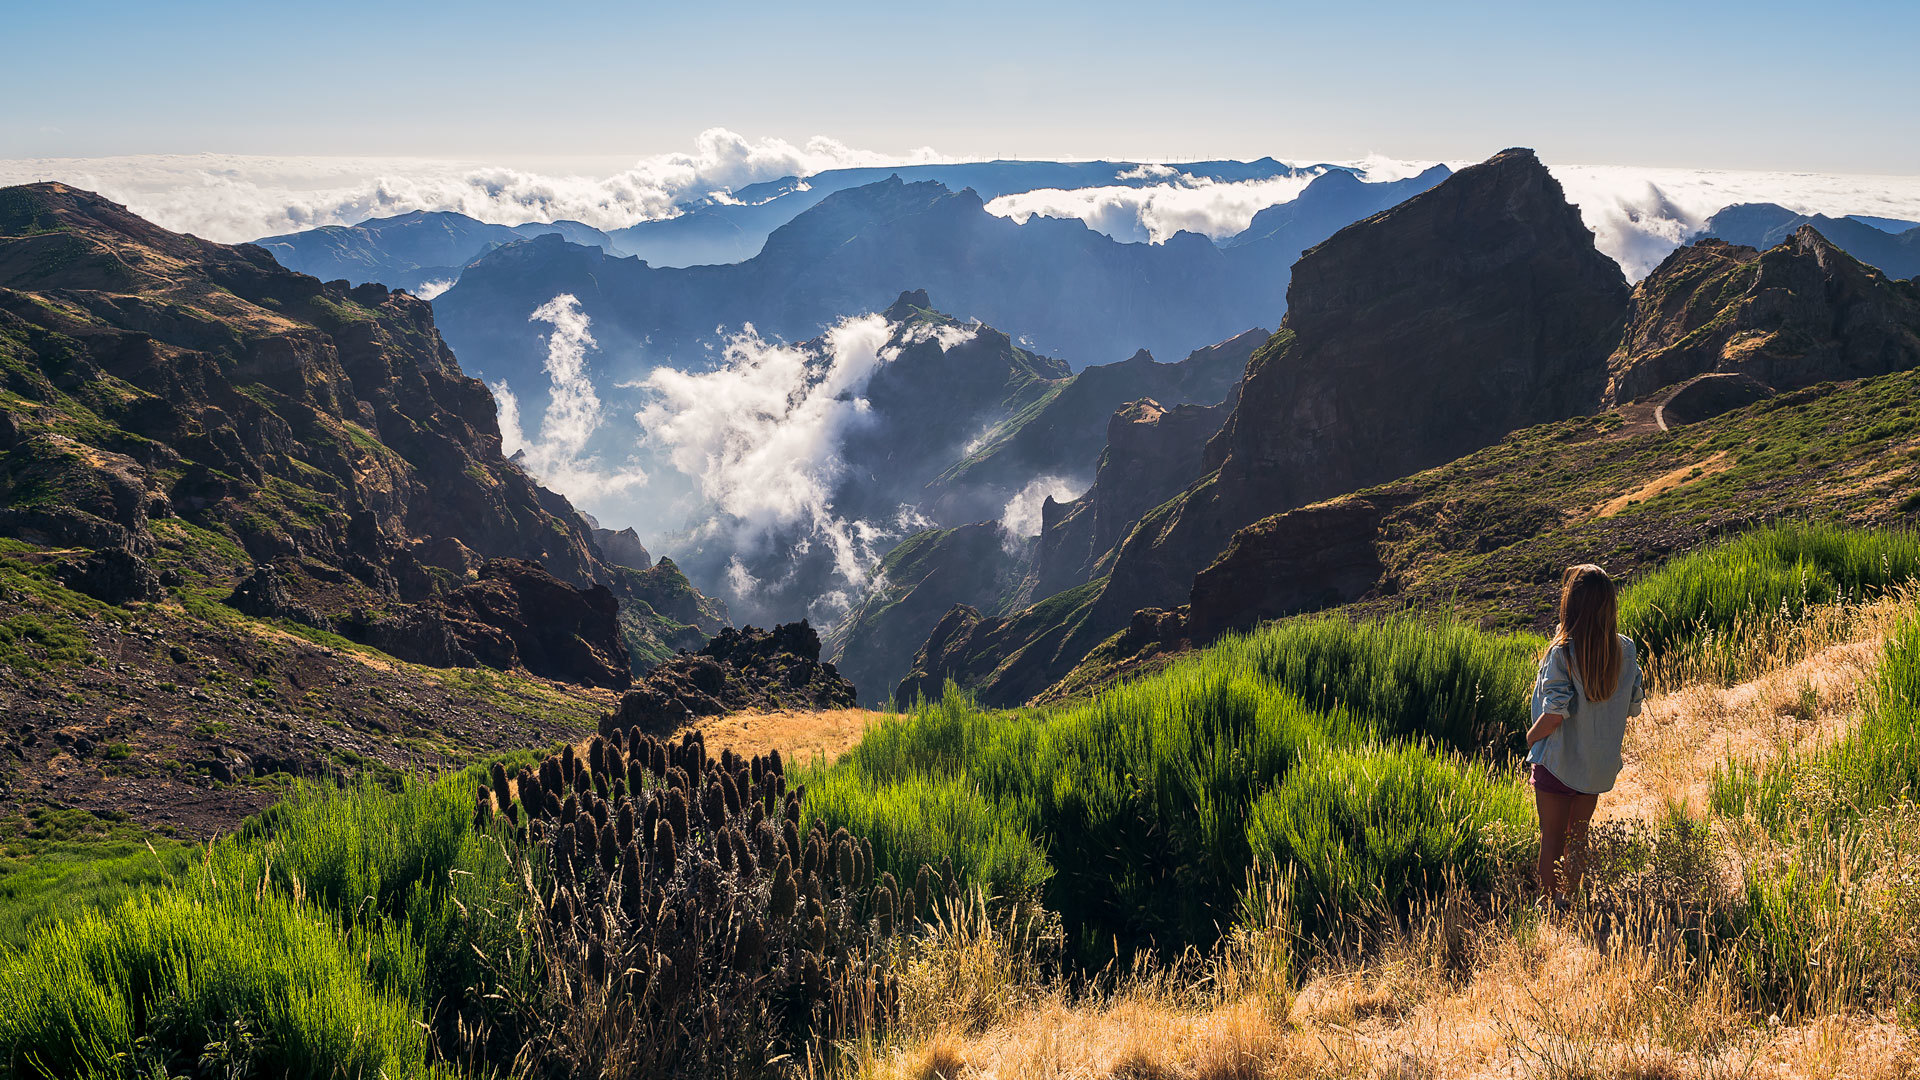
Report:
1246,742,1532,935
1213,615,1544,754
805,642,1525,957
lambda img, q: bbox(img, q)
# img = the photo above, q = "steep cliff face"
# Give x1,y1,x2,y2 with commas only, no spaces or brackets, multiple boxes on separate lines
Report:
901,149,1633,705
1605,229,1920,405
1033,393,1237,597
0,183,720,679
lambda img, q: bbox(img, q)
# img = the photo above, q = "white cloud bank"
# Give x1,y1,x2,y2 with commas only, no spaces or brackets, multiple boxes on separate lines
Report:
1547,162,1920,279
986,173,1323,243
0,129,950,243
986,156,1920,277
493,294,647,501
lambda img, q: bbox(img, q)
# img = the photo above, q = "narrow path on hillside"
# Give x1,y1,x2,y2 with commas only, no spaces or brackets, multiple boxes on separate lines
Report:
1603,626,1892,822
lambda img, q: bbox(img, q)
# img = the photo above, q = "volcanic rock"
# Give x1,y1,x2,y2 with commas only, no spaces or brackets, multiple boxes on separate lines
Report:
606,622,856,735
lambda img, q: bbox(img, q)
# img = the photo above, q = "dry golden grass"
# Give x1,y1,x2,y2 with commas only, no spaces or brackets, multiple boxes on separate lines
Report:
1595,452,1732,519
834,595,1920,1080
1608,591,1912,822
691,706,885,765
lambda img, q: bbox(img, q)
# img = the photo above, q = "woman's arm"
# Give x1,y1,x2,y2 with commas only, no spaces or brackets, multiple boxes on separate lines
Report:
1530,647,1573,747
1527,712,1565,746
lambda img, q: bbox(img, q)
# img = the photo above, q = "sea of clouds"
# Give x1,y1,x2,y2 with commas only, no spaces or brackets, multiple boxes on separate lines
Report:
0,129,950,243
7,134,1918,280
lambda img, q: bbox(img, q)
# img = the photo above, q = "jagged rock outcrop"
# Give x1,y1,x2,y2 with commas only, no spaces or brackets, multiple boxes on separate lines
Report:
902,148,1633,706
1658,372,1775,426
343,559,630,690
1605,229,1920,405
604,622,855,734
1184,496,1402,642
1034,392,1238,597
592,525,652,571
893,605,995,710
225,564,332,628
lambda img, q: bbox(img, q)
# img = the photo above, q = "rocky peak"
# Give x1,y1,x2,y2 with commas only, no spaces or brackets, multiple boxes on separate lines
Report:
1213,147,1629,515
883,288,934,321
1605,225,1920,404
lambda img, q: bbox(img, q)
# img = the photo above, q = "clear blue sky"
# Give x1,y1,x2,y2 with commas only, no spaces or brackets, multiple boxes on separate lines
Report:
5,0,1915,173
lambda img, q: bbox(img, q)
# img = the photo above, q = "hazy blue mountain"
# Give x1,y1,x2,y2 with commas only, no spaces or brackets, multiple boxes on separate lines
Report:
608,158,1318,267
432,168,1449,417
255,210,615,292
1704,204,1920,279
1221,165,1453,254
1848,214,1920,234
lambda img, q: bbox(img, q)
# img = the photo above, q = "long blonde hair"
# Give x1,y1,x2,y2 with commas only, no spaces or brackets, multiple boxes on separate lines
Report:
1551,563,1622,701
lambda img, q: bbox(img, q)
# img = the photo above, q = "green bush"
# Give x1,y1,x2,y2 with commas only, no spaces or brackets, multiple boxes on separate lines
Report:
1214,615,1544,754
0,841,195,952
805,622,1535,957
0,770,524,1075
1246,742,1532,934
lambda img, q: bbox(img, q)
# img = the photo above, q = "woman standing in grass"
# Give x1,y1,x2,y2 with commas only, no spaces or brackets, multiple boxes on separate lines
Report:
1527,564,1644,906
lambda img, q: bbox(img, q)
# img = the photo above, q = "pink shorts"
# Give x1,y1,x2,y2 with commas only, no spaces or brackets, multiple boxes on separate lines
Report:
1531,763,1581,796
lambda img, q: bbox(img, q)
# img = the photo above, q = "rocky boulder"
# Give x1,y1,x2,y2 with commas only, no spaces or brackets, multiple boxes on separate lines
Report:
57,546,163,605
605,621,856,735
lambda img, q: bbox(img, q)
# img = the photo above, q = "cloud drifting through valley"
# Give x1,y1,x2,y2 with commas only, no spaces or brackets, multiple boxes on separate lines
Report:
985,174,1323,243
493,295,647,502
633,313,919,614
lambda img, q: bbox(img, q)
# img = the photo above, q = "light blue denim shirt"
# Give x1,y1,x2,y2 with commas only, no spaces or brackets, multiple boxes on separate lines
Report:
1526,635,1645,794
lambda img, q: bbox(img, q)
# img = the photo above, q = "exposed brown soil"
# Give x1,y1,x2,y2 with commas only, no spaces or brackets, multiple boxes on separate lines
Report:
0,596,609,842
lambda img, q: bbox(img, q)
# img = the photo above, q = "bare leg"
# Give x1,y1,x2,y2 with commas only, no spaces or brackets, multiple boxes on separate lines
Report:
1535,787,1573,899
1562,792,1599,894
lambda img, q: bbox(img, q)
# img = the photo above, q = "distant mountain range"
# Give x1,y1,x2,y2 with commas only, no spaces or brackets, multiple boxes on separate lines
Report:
430,166,1451,402
255,211,616,294
605,158,1321,267
1703,203,1920,279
